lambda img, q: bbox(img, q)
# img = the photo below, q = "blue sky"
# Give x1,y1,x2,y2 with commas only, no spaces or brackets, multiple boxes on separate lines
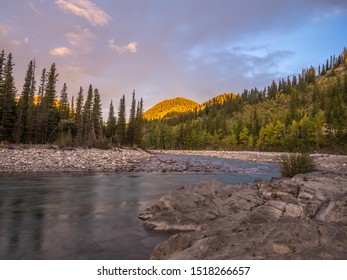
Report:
1,0,347,114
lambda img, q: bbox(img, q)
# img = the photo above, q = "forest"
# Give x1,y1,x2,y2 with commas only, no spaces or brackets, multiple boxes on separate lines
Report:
1,48,346,153
143,48,347,153
0,50,144,148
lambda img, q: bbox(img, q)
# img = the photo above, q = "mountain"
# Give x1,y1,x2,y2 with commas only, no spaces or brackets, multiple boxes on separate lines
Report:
143,97,199,120
142,47,347,153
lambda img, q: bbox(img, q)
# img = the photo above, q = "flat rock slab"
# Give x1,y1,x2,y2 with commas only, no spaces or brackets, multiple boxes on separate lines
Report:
139,171,347,259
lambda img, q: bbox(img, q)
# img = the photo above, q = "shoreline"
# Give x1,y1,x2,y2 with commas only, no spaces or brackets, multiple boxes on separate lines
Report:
0,146,154,174
153,150,347,172
0,147,346,174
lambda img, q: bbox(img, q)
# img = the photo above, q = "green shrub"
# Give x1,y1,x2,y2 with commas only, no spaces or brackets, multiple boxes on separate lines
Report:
279,153,316,178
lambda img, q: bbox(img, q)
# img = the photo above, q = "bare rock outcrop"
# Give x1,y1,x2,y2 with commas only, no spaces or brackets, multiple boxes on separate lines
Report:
139,171,347,259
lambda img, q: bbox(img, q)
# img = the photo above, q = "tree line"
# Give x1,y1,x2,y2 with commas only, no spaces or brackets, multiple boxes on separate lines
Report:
0,50,144,148
143,48,347,153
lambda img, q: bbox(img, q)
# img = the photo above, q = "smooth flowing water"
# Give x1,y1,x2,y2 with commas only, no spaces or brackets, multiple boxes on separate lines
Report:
0,155,280,259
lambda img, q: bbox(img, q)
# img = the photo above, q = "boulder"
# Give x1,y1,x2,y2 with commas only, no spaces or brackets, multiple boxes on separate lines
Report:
139,171,347,259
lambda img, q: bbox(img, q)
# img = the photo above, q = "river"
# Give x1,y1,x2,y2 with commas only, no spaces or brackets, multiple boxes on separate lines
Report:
0,154,280,259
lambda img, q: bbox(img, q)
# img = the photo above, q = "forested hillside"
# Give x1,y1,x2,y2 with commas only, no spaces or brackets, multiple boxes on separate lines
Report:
143,97,198,120
143,48,347,153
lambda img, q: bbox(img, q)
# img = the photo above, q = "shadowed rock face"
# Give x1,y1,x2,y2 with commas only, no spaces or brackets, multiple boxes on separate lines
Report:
139,171,347,259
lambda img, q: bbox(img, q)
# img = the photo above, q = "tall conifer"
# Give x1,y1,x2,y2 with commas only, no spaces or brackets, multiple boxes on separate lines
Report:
0,53,17,142
117,94,126,145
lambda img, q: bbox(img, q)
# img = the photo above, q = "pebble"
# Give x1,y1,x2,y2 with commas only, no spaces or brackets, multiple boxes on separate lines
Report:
0,146,154,174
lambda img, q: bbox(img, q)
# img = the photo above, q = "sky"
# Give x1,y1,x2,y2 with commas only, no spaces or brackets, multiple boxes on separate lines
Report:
1,0,347,115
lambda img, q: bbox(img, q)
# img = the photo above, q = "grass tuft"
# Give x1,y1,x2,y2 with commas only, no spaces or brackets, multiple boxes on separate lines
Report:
279,153,316,178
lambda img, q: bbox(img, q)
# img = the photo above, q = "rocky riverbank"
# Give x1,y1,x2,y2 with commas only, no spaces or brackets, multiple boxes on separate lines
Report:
139,157,347,259
0,146,154,174
154,150,347,171
1,146,346,174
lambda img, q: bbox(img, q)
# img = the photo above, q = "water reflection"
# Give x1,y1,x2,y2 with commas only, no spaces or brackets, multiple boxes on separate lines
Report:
0,158,279,259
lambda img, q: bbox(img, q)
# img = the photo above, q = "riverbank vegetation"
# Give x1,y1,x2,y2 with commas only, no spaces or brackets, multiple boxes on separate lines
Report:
279,153,316,178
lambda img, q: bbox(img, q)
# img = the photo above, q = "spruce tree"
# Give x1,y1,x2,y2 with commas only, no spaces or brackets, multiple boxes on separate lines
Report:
92,88,102,139
14,60,36,143
75,86,84,144
134,97,144,146
127,90,136,145
0,53,17,142
0,50,6,140
117,94,126,145
42,63,59,143
82,84,94,145
35,68,46,143
106,100,117,143
59,83,69,120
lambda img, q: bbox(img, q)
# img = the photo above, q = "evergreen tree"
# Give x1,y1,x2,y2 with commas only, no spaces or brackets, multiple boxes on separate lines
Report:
134,97,144,146
14,60,36,143
117,94,126,145
75,86,84,144
268,80,277,99
41,63,59,143
0,53,17,142
92,88,103,139
0,50,6,140
82,84,94,144
127,90,136,145
70,95,75,117
35,68,46,143
106,100,117,143
59,83,69,120
0,50,5,103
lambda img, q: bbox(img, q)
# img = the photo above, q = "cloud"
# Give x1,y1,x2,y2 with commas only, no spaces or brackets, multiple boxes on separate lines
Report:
65,27,96,53
55,0,111,26
109,39,138,54
49,47,72,56
0,23,11,38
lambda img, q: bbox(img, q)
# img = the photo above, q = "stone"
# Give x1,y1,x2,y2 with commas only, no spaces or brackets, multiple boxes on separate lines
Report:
140,171,347,260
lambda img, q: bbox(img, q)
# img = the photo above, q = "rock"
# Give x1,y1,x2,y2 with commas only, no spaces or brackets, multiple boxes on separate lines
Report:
140,171,347,259
0,146,155,174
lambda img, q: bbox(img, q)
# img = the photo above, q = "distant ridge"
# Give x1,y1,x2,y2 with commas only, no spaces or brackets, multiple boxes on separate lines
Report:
143,93,239,120
143,97,199,120
200,93,238,108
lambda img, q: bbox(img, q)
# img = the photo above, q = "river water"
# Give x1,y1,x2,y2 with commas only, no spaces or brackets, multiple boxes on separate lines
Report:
0,154,280,259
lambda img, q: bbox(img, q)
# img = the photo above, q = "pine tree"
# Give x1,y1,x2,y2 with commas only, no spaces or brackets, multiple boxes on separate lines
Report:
41,63,59,143
92,88,102,139
70,95,75,117
268,80,277,99
134,97,144,146
59,83,69,120
106,100,117,143
127,90,136,145
0,53,17,142
14,60,36,143
82,84,94,145
117,94,126,145
75,86,84,144
35,68,46,143
0,50,6,140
